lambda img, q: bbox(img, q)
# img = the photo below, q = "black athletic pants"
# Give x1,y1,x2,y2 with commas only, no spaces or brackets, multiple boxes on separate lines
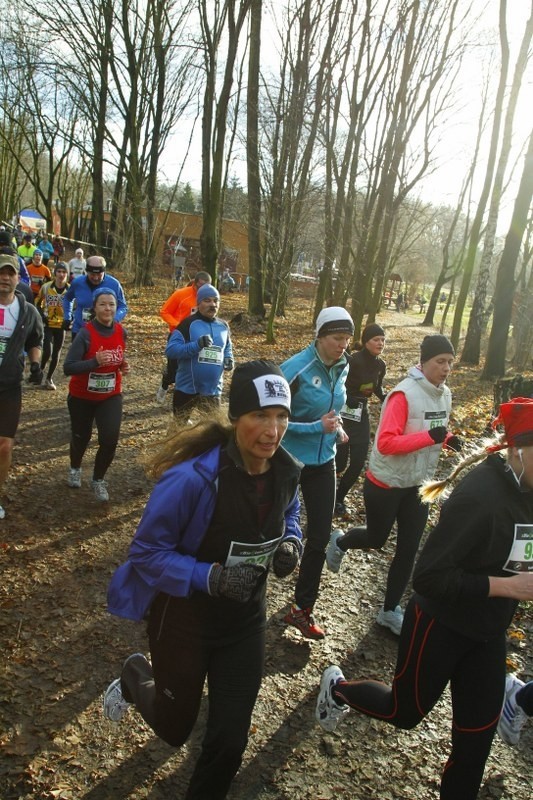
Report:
294,459,336,610
122,593,265,800
41,326,66,380
334,597,505,800
335,413,370,503
339,477,428,610
67,393,122,480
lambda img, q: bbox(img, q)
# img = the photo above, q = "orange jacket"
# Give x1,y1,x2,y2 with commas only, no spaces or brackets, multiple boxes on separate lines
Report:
159,284,198,332
27,263,52,296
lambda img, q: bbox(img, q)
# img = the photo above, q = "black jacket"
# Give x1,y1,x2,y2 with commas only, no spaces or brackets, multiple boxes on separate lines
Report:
0,290,43,390
344,347,386,409
413,454,533,641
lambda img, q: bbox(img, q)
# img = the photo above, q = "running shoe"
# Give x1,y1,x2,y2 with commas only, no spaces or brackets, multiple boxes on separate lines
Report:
92,479,109,502
68,467,82,488
498,674,527,746
326,529,346,573
376,605,404,635
316,665,350,731
44,378,56,390
103,678,131,722
155,386,167,405
334,501,347,517
283,605,325,639
0,504,5,520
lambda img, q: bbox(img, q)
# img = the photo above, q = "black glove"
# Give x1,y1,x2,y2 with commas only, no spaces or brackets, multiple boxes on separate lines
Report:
28,362,43,385
272,541,300,578
428,426,447,444
223,357,234,371
197,334,213,349
208,563,264,602
446,435,463,452
62,319,72,331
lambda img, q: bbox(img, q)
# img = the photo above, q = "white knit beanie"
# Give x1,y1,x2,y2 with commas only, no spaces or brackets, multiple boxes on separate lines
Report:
315,306,354,338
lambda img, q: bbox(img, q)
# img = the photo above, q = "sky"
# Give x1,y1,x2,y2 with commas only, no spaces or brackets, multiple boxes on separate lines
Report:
159,0,532,226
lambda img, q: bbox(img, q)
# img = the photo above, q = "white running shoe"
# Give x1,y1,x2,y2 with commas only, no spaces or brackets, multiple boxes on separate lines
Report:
0,504,5,519
155,386,167,405
316,665,350,732
44,378,56,390
103,678,131,722
68,467,82,488
92,479,109,502
498,674,527,745
326,529,346,573
376,605,404,636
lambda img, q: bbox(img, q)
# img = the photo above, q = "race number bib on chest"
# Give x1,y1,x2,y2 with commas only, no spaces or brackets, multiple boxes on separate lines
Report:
503,524,533,573
225,536,283,569
88,371,116,393
341,402,363,422
198,344,223,364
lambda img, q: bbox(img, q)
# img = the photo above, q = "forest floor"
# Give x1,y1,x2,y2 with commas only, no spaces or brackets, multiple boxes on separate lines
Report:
1,282,532,800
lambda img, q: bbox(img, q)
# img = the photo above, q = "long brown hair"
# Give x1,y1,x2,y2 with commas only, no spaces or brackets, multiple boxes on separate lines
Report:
144,408,232,480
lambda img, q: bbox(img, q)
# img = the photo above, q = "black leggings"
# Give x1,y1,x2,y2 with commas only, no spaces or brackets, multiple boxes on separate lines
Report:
67,393,122,480
172,390,220,417
122,594,265,800
295,459,336,610
340,477,428,610
41,326,66,379
335,414,370,503
334,598,505,800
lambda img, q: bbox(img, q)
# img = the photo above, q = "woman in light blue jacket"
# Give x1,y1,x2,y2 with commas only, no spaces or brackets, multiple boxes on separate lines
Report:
281,306,353,640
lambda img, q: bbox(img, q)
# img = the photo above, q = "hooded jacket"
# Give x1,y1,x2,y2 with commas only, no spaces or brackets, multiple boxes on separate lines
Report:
0,291,43,389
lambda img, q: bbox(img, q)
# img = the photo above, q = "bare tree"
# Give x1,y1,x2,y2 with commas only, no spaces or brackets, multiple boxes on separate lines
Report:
482,126,533,378
461,2,533,363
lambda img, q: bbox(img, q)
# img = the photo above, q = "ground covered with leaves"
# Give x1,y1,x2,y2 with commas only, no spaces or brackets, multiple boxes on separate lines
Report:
1,282,532,800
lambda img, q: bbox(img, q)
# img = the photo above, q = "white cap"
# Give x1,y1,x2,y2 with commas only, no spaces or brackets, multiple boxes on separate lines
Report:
315,306,354,337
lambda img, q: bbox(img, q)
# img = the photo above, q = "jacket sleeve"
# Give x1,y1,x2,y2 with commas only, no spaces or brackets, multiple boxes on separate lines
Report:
166,327,201,360
124,467,213,597
281,488,303,555
63,329,98,374
413,494,491,602
223,327,233,360
160,290,182,328
62,284,75,320
114,283,128,322
377,391,440,455
281,355,327,436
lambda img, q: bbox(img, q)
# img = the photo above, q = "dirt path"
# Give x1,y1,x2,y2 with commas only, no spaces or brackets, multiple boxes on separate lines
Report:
1,287,531,799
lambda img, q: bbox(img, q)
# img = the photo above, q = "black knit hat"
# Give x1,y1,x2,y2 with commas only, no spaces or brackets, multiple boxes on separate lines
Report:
420,334,455,363
228,360,291,419
362,323,385,344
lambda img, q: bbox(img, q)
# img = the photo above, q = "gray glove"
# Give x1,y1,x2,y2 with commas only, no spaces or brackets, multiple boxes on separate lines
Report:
272,541,299,578
197,335,213,349
208,563,264,602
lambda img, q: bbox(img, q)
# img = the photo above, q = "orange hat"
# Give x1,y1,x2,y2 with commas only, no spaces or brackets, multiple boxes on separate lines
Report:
492,397,533,447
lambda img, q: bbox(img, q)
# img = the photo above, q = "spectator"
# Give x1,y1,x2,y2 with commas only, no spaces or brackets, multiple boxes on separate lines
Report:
0,253,43,519
166,284,233,417
62,255,127,338
103,360,301,800
156,271,211,405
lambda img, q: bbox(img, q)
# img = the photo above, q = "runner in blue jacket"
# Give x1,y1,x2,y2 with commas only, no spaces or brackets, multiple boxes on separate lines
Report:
104,360,302,800
166,283,233,416
62,255,127,335
280,306,353,639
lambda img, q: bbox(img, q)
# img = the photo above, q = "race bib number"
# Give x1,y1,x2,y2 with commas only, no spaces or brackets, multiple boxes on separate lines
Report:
341,402,363,422
503,524,533,574
198,344,223,364
82,308,93,322
225,536,283,569
88,371,116,393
